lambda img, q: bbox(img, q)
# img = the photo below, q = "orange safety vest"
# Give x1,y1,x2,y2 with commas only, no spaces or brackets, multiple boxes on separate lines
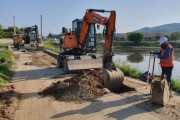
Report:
160,44,174,67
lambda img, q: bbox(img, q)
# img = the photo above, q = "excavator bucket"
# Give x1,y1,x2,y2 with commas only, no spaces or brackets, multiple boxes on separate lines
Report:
63,55,103,72
103,68,124,91
150,79,170,106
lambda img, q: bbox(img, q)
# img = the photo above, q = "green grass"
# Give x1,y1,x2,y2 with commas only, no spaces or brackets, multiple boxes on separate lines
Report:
171,79,180,93
0,49,14,87
44,41,60,53
116,63,142,79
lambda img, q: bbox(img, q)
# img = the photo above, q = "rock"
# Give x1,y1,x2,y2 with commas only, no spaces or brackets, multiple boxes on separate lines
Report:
102,88,110,94
24,62,33,65
139,71,151,82
56,82,69,89
96,83,103,89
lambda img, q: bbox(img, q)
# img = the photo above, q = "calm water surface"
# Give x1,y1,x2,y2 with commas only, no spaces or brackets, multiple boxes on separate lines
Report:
112,47,180,79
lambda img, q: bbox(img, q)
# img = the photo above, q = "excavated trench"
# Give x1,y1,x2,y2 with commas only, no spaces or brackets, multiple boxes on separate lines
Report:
40,69,135,103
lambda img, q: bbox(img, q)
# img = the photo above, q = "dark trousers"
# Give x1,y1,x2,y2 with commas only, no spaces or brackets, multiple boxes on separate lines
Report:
161,67,173,88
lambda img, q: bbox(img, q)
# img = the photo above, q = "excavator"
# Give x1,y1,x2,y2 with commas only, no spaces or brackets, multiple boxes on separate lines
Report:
13,25,44,50
57,9,124,90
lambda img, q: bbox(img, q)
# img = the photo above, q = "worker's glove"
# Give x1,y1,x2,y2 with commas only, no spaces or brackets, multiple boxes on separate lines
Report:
153,54,158,58
150,51,155,54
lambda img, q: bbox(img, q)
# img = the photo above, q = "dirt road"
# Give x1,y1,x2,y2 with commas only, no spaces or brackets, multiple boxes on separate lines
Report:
9,51,180,120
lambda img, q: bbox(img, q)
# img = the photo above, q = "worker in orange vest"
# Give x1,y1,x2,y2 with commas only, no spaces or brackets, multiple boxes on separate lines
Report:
151,37,174,91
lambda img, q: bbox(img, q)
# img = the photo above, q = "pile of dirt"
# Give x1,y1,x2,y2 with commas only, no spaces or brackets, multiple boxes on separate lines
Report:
22,51,57,67
0,85,20,120
40,70,110,103
31,52,57,68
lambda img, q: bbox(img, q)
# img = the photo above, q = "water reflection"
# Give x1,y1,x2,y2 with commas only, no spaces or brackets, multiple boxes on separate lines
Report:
112,47,180,79
127,53,143,63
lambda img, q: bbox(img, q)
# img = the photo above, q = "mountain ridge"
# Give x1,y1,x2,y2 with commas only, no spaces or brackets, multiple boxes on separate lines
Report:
134,23,180,34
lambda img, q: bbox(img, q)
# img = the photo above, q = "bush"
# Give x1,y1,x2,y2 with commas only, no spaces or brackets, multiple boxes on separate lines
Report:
0,49,13,86
171,79,180,93
116,64,142,79
127,32,144,44
44,41,60,53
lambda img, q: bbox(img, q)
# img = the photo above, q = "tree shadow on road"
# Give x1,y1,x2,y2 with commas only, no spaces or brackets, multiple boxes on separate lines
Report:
51,93,162,119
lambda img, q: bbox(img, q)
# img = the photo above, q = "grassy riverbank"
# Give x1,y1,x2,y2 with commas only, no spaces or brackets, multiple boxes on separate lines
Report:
0,49,14,86
44,41,60,53
172,79,180,93
116,64,142,79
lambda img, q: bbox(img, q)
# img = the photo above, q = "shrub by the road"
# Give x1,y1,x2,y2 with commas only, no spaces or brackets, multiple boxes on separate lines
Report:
0,49,13,86
116,64,142,79
44,41,60,53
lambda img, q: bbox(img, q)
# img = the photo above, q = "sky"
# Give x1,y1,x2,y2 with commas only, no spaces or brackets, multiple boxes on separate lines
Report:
0,0,180,36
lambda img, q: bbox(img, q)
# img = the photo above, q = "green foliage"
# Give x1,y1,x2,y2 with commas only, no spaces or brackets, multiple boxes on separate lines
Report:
97,33,103,41
113,41,159,47
0,25,24,38
58,33,64,39
115,36,126,42
127,32,144,44
116,64,142,79
47,33,53,38
170,32,180,41
0,49,14,87
44,41,60,53
171,79,180,93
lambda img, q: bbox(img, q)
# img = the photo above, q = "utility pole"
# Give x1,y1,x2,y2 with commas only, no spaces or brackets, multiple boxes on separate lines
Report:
41,15,42,39
13,16,16,35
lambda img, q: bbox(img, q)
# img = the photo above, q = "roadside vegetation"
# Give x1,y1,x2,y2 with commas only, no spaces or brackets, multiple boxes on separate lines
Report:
0,48,13,87
116,63,142,79
172,79,180,93
44,41,60,53
0,24,24,38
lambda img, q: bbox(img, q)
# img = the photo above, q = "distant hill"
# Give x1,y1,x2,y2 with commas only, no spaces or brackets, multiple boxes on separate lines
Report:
134,23,180,34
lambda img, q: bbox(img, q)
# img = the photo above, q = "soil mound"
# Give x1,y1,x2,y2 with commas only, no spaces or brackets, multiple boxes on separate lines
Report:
0,85,20,120
40,70,110,103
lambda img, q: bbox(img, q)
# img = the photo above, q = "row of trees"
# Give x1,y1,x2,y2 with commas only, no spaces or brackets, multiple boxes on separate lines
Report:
0,25,24,38
164,32,180,41
114,32,180,44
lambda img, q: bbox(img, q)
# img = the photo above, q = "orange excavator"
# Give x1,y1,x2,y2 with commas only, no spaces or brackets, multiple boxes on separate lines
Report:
57,9,124,90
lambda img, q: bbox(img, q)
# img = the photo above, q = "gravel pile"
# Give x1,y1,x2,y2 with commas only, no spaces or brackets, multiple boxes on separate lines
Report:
40,70,110,103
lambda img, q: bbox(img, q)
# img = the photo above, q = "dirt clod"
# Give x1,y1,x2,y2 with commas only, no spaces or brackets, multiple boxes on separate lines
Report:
24,61,33,65
0,85,20,120
40,70,106,103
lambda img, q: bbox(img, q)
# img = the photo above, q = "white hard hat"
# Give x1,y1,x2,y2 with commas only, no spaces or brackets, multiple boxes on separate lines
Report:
158,37,168,45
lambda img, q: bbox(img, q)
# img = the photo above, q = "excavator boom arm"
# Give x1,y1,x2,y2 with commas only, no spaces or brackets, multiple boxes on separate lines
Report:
79,9,116,69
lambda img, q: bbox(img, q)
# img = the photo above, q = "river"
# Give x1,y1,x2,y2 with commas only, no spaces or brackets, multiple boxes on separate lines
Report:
112,47,180,79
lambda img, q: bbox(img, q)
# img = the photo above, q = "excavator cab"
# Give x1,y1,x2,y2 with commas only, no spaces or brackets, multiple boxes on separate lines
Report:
72,19,97,53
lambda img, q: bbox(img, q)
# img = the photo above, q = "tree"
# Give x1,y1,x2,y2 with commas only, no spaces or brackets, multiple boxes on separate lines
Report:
164,34,171,41
127,32,144,44
170,32,180,41
58,33,64,39
0,25,4,38
47,33,53,38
